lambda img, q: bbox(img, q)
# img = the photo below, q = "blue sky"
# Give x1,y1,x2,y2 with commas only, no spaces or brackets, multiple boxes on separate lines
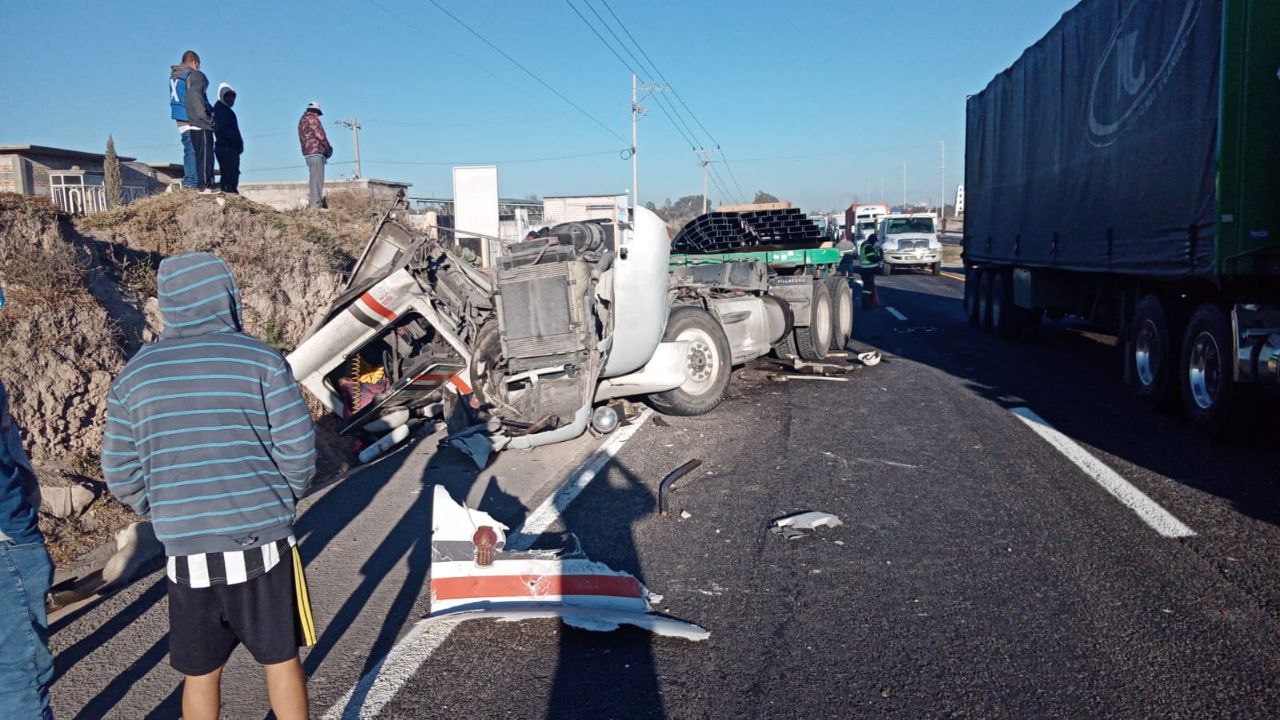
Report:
1,0,1074,211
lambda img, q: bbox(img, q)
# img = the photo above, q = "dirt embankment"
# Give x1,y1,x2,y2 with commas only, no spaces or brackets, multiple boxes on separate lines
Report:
0,190,381,564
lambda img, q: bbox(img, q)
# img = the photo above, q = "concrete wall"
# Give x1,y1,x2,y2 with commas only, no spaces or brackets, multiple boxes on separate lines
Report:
543,194,627,225
239,177,411,211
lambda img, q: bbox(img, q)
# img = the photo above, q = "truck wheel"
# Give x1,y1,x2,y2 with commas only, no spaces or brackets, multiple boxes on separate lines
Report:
991,271,1022,340
1179,303,1240,436
880,262,892,276
964,267,980,326
977,269,994,332
794,280,834,361
1127,295,1177,407
646,306,731,416
825,277,854,351
931,262,942,277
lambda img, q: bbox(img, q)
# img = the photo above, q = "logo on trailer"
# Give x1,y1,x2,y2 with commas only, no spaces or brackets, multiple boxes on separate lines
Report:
1086,0,1200,148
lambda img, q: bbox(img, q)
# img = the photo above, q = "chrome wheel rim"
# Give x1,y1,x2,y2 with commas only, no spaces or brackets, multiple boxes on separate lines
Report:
1188,330,1221,410
678,327,720,395
814,295,832,348
1134,318,1159,387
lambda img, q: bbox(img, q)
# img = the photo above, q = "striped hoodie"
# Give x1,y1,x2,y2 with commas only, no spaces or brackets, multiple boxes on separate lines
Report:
102,253,316,557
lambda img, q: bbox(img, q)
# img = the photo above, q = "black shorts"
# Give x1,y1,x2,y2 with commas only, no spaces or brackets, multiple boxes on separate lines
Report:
167,546,317,675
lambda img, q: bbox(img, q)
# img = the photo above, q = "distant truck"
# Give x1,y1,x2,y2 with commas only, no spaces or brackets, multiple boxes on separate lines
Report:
845,204,889,242
963,0,1279,434
877,213,942,276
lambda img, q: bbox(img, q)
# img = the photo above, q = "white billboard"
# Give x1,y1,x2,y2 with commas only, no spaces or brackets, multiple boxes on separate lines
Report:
452,165,499,266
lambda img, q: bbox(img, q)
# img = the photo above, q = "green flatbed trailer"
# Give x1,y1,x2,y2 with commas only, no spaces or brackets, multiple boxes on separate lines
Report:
669,246,845,271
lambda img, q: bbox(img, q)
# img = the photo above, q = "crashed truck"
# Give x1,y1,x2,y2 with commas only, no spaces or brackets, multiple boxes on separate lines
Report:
285,198,840,458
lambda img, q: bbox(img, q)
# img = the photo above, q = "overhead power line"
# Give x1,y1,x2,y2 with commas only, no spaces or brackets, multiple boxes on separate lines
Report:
422,0,627,144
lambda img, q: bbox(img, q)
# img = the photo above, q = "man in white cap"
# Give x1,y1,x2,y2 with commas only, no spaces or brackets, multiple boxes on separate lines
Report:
213,83,243,193
297,101,333,209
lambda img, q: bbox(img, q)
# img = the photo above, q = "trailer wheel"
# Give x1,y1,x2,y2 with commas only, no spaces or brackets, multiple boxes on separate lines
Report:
991,271,1022,340
794,280,834,361
646,306,731,417
825,277,854,351
977,269,994,332
964,266,980,326
1179,303,1240,436
1127,295,1177,407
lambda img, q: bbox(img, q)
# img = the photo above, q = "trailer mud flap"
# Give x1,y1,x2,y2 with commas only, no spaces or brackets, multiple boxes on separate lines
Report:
428,486,709,641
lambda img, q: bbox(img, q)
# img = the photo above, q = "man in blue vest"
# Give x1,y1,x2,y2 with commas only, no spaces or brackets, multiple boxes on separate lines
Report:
169,50,216,192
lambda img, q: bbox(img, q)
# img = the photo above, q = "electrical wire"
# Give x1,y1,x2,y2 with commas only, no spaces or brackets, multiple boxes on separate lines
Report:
422,0,627,144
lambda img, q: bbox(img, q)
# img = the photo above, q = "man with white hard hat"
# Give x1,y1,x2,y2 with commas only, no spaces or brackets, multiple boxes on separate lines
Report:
297,101,333,209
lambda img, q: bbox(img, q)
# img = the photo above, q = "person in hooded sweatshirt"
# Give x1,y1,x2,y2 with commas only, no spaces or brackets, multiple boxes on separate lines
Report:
102,253,316,720
169,50,217,192
213,83,243,194
0,293,55,720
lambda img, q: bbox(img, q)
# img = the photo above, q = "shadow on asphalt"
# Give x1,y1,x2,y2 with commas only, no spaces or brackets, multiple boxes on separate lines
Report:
546,459,663,720
860,282,1280,531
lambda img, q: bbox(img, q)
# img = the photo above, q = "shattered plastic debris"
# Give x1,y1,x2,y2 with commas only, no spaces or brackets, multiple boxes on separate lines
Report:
428,486,709,641
856,351,882,367
770,511,844,540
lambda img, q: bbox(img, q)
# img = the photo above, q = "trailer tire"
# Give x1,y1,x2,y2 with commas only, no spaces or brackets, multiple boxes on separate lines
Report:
1127,295,1177,408
991,271,1021,340
794,280,834,361
646,306,731,417
964,266,980,326
1179,303,1241,436
977,269,994,332
825,277,854,351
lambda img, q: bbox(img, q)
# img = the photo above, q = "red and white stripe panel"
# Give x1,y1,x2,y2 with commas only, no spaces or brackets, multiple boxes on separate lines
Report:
430,557,651,615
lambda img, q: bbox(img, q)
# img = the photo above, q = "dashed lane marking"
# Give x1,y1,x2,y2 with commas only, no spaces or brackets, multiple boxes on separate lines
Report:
1011,407,1195,539
320,408,655,719
885,306,908,321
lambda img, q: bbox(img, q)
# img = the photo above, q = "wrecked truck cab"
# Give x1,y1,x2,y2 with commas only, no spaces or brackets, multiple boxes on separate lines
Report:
286,201,722,461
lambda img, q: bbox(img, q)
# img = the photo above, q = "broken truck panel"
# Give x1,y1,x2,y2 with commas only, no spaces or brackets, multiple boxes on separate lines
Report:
428,486,709,641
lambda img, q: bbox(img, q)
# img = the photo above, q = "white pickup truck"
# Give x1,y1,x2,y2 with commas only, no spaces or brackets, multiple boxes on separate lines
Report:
878,213,942,276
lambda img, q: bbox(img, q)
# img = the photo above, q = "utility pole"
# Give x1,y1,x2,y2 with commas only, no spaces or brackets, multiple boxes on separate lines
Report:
902,162,908,209
630,73,670,210
701,146,721,211
939,140,946,229
337,117,362,179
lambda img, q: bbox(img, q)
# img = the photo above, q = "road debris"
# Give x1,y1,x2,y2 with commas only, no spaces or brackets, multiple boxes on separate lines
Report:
770,511,844,540
767,373,850,383
659,459,705,516
856,350,882,367
428,486,709,640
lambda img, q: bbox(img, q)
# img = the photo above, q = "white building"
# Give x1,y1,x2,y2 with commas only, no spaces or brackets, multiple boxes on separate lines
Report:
542,194,627,225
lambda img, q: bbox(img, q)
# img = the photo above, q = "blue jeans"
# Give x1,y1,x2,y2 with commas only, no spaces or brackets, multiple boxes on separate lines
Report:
0,540,53,720
181,131,197,188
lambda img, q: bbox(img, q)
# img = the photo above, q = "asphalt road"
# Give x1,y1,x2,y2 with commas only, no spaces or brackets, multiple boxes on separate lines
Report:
50,270,1280,718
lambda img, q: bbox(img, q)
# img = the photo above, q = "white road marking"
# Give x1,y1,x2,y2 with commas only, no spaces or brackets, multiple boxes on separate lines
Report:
508,407,654,550
1010,407,1195,538
885,306,908,321
320,407,654,719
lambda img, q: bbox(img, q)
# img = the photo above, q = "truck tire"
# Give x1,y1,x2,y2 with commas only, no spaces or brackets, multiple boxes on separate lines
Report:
977,269,994,332
794,280,834,361
1179,303,1240,436
1127,295,1177,407
932,262,942,277
825,277,854,351
991,271,1021,340
646,306,731,417
964,266,980,326
880,262,892,276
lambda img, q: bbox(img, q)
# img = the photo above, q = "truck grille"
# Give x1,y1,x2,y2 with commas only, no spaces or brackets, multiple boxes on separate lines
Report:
896,239,929,251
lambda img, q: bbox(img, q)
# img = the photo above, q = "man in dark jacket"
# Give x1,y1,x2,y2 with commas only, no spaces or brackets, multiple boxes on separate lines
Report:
297,102,332,209
0,287,54,719
103,254,316,720
858,231,884,308
169,50,216,192
213,83,243,194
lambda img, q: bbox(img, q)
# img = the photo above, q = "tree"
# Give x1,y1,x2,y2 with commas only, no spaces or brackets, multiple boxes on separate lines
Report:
104,135,124,208
753,190,780,204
